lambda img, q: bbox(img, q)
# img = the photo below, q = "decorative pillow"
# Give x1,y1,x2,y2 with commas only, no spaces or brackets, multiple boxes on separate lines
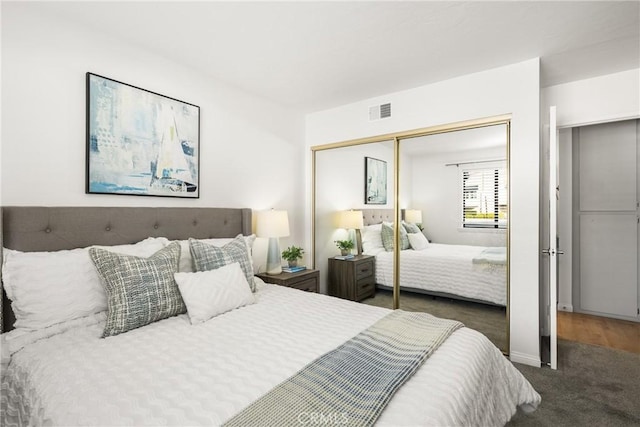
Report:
93,237,170,255
2,237,168,331
407,232,430,250
361,224,384,255
402,220,422,234
174,262,255,324
89,242,185,337
176,234,256,273
189,235,256,292
381,222,410,252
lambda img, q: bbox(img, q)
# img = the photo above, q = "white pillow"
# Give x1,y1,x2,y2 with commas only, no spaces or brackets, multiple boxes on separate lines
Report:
2,237,168,331
175,234,256,273
407,232,430,251
174,262,255,324
362,224,384,254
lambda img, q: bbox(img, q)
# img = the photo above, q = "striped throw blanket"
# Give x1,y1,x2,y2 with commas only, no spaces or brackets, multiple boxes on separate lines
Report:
224,310,463,427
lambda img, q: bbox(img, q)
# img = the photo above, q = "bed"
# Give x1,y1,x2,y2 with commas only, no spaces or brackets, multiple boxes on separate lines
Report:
1,206,538,426
361,209,507,306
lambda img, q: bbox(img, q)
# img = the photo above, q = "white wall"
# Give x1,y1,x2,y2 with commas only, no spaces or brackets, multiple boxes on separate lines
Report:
539,69,640,334
306,59,542,367
1,4,306,260
410,146,507,247
543,69,640,129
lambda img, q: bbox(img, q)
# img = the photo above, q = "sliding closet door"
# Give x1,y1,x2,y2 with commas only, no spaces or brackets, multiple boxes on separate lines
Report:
576,120,638,319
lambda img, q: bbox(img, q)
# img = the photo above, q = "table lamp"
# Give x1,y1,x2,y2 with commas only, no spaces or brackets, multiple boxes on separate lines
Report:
256,209,290,274
338,210,364,255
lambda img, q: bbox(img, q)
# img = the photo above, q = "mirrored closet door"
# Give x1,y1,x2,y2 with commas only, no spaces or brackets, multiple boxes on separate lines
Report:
312,117,510,354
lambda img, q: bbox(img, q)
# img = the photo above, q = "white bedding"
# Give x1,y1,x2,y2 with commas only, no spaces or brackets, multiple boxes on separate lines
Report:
373,243,507,306
1,280,538,426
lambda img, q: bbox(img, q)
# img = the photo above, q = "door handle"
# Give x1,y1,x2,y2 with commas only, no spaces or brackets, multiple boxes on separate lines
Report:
542,248,564,255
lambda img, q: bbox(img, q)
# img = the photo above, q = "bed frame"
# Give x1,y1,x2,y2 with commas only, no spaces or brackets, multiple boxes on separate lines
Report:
1,206,252,333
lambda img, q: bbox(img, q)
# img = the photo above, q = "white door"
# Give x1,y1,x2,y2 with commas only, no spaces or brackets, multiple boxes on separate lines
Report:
548,106,559,370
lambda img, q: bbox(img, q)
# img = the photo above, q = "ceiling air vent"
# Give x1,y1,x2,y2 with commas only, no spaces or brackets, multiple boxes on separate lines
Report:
369,103,391,121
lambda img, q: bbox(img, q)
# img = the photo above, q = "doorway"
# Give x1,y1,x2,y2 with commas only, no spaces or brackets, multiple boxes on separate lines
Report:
556,119,640,352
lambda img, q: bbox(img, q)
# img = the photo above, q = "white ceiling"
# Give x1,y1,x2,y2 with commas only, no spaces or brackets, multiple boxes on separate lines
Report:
21,1,640,113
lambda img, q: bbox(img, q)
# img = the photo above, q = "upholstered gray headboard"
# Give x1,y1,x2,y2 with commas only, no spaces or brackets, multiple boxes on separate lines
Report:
1,206,252,332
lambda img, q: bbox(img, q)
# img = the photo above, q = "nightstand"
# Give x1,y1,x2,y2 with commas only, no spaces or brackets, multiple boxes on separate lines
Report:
256,269,319,293
328,255,375,301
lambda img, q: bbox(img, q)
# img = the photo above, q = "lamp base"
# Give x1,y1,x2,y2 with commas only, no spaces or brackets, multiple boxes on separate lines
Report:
348,229,363,256
265,237,282,275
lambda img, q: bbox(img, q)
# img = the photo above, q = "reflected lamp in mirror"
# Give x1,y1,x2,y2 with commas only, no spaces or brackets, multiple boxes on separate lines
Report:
338,210,364,255
256,209,290,275
405,209,423,231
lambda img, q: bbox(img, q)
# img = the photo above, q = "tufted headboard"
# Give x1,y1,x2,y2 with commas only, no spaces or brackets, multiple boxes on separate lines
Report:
1,206,252,332
360,209,400,226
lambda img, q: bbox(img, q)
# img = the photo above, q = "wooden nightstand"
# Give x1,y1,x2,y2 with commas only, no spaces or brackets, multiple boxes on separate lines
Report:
256,269,319,293
328,255,375,301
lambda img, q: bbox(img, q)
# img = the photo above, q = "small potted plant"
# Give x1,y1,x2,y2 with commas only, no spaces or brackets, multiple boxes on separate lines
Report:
281,246,304,268
334,239,355,256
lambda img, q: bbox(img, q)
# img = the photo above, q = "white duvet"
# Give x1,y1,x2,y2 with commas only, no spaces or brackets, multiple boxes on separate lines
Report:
374,244,507,306
1,280,538,426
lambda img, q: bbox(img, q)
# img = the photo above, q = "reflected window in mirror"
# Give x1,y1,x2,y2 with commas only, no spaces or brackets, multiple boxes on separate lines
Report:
461,164,507,229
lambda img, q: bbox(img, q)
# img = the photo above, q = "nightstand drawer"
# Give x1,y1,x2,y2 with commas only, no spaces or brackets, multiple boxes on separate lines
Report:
290,277,318,293
356,279,375,299
356,259,374,280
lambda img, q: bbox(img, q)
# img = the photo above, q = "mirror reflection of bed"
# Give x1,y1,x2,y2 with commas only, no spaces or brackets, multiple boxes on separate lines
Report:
359,212,508,352
313,122,509,354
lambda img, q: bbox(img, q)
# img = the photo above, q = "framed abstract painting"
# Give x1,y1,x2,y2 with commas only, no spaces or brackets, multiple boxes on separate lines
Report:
365,156,387,204
86,73,200,198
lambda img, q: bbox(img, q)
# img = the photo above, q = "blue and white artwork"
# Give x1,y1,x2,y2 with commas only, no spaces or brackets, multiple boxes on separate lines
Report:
87,73,200,198
365,157,387,204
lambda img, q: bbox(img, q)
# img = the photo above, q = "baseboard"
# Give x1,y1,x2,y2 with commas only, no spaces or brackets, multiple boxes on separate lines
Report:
510,351,541,367
558,303,573,312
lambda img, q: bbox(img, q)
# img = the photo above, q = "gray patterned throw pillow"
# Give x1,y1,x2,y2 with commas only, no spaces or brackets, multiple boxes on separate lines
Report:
189,235,256,292
89,242,185,337
381,222,411,252
402,220,421,234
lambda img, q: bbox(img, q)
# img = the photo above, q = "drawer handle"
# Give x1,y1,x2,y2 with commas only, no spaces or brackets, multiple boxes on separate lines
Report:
359,267,370,272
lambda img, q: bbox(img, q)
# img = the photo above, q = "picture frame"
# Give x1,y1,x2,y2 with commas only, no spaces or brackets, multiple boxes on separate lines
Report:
86,73,200,198
365,156,387,204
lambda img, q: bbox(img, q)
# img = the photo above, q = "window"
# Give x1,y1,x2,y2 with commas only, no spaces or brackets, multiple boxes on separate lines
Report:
462,166,507,228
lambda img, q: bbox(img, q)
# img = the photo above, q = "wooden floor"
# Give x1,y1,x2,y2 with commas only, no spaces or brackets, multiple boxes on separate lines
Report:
558,311,640,354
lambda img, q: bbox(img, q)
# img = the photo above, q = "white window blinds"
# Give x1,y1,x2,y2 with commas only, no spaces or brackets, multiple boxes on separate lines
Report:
462,167,507,228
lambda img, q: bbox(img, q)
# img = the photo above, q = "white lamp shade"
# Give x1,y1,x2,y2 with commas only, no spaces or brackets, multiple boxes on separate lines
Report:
405,209,423,224
338,210,364,230
256,210,290,238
